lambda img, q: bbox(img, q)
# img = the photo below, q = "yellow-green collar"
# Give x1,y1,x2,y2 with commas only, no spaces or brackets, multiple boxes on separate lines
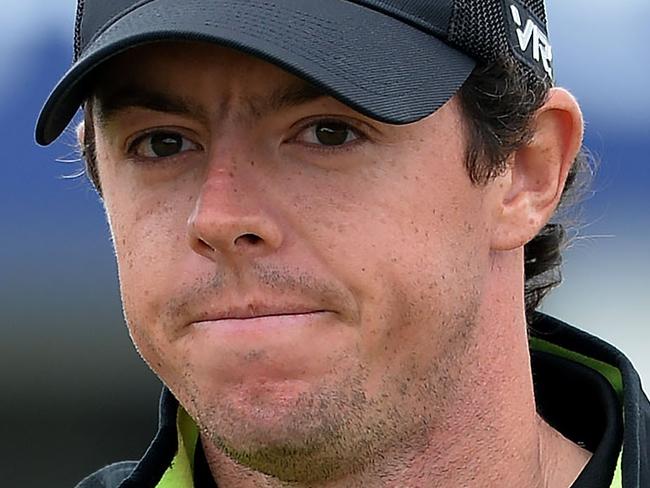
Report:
156,407,199,488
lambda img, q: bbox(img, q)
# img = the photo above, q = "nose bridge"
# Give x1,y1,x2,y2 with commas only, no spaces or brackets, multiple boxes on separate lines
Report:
187,144,283,259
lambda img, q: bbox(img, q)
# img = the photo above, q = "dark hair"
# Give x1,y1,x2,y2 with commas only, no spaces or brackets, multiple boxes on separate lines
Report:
80,56,592,322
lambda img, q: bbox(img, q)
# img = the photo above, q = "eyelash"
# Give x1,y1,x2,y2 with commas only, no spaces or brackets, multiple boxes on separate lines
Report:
125,128,202,163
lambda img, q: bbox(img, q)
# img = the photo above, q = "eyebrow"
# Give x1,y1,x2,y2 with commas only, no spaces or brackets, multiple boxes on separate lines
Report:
94,80,330,127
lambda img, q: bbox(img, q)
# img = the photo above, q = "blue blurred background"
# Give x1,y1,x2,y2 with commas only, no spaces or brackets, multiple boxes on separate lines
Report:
1,1,648,486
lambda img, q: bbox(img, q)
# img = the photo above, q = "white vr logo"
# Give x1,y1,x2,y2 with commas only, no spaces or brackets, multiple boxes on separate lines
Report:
509,3,553,78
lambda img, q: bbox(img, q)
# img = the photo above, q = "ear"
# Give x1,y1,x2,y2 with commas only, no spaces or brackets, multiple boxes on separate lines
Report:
490,88,584,251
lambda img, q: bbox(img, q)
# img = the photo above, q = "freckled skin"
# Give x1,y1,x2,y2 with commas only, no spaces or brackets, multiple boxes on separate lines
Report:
92,42,589,487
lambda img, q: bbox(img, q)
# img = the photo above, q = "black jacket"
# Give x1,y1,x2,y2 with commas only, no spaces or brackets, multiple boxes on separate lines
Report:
75,314,649,488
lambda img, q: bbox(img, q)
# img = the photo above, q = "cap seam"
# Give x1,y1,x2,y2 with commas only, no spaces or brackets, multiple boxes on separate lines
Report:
347,0,449,40
73,0,85,61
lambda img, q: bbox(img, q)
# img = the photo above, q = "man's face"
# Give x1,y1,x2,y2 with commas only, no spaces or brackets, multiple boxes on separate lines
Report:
92,42,502,478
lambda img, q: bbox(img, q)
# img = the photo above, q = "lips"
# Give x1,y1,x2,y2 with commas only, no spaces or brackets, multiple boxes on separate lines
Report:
190,302,331,324
186,303,334,338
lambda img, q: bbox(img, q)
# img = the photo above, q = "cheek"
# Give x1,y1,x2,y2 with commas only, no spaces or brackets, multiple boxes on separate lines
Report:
103,181,195,374
362,210,488,344
307,146,492,375
358,210,490,399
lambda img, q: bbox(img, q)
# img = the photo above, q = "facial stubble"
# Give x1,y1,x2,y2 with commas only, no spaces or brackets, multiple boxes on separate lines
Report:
172,276,482,485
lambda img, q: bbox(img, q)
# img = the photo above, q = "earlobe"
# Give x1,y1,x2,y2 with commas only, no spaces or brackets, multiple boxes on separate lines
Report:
491,88,584,251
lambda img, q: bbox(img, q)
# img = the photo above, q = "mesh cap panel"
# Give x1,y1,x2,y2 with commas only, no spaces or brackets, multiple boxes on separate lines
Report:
449,0,551,83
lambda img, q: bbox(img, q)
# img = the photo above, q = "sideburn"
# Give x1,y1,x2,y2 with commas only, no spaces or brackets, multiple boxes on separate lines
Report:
82,103,103,196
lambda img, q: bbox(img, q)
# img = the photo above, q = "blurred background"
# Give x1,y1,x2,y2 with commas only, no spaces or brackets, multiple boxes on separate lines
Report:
1,1,648,486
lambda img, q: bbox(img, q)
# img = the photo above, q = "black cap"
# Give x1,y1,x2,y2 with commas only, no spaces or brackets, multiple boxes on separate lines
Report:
35,0,554,146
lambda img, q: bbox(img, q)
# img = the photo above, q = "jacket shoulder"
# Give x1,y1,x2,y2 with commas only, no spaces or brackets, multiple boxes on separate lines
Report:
74,461,138,488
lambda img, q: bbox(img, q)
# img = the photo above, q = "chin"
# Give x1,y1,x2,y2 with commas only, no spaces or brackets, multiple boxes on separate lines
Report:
202,413,356,483
197,391,331,455
187,375,356,446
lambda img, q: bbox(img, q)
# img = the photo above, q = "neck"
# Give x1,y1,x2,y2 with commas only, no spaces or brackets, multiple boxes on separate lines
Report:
202,251,591,487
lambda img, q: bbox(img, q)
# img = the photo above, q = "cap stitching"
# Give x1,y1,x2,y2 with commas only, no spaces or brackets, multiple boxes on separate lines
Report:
347,0,449,39
73,0,85,61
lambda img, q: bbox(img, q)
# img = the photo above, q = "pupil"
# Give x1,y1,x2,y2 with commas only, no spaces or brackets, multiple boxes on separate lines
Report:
151,133,182,157
316,123,349,146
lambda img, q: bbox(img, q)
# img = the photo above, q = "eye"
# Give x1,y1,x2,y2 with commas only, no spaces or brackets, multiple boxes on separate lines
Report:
296,120,360,147
130,131,200,159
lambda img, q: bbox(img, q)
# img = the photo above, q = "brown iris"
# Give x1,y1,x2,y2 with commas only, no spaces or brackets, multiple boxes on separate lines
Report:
149,132,184,157
315,122,352,146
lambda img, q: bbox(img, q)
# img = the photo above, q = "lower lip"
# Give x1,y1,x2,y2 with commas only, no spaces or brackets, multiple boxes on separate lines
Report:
192,312,331,334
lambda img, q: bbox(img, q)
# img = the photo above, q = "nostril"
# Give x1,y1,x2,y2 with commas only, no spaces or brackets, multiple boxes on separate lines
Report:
234,233,263,246
197,237,216,253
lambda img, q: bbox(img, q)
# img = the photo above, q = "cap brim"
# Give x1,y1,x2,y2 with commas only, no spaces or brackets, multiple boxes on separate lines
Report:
35,0,475,145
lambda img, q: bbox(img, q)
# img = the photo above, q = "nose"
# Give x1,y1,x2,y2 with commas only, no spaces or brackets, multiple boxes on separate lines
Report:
187,167,283,261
